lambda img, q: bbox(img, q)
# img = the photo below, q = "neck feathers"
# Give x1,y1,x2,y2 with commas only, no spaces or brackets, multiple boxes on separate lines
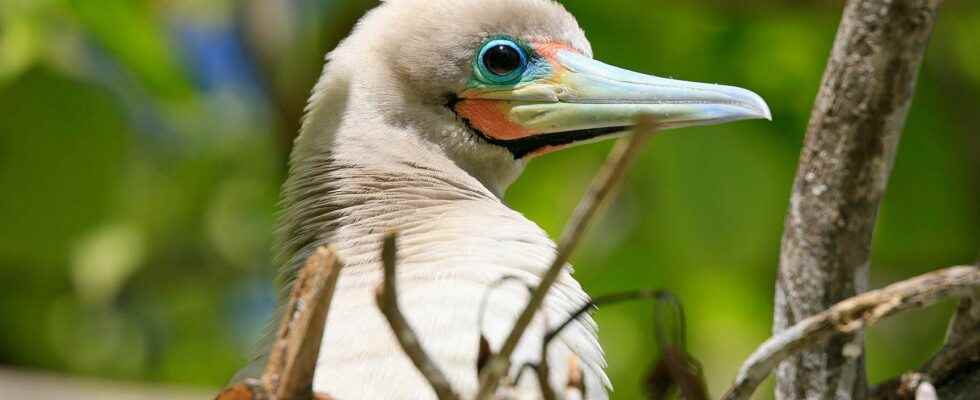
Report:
278,64,609,395
278,149,519,275
277,128,609,398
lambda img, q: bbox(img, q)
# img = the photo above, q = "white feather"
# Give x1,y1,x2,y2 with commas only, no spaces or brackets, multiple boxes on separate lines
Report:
276,1,609,398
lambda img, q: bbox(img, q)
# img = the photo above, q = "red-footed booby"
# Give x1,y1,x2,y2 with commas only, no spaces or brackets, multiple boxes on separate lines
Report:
276,0,770,398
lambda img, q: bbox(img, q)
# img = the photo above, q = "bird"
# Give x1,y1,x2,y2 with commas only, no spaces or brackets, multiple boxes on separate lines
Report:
273,0,770,398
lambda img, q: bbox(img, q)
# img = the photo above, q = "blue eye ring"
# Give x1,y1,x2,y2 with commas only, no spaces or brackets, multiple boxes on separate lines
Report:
476,39,528,85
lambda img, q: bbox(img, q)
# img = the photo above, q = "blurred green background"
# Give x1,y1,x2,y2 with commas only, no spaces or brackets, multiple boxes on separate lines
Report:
0,0,977,398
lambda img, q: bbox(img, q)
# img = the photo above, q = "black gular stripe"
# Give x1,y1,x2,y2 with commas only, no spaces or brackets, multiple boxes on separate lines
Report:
446,94,628,159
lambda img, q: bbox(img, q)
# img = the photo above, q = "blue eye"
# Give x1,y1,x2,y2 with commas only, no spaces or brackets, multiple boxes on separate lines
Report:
477,39,528,84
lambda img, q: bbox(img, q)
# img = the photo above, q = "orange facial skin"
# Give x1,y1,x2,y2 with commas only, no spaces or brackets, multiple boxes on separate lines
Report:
453,99,531,140
454,41,582,158
532,42,576,63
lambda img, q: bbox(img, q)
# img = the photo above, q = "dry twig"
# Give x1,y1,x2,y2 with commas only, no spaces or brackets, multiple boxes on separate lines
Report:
543,290,704,400
375,232,461,400
217,247,342,400
475,118,658,399
724,266,980,400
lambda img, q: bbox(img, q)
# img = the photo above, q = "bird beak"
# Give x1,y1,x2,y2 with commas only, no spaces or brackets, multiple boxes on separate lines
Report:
455,45,771,158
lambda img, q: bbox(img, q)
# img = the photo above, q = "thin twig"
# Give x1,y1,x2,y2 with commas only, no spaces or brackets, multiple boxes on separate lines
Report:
375,232,461,400
513,362,539,388
477,275,534,343
550,290,702,400
542,290,691,400
723,266,980,400
545,290,679,346
475,119,658,399
537,313,558,400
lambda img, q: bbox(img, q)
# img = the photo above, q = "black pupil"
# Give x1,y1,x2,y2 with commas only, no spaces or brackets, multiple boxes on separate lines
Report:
484,44,522,76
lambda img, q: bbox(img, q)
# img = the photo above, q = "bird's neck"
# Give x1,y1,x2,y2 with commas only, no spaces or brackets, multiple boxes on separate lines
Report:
281,129,607,398
279,129,556,279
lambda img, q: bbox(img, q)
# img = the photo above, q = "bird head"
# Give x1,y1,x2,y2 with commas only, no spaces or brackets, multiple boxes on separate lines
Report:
297,0,771,195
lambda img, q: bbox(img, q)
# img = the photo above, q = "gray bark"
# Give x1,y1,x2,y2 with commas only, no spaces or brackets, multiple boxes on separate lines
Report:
773,1,943,399
727,267,979,400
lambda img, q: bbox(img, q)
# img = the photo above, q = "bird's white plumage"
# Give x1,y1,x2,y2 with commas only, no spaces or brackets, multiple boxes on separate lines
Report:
278,0,609,398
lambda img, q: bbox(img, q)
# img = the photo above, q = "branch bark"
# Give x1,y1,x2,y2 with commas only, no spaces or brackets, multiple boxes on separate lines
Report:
774,1,942,399
725,266,979,400
265,247,341,399
217,247,341,400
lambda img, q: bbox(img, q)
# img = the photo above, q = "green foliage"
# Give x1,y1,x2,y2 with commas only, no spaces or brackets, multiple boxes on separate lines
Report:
0,68,130,267
0,0,977,397
68,0,194,100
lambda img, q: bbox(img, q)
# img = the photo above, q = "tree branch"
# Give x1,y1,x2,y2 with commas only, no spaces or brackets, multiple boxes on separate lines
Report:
375,232,461,400
475,119,658,399
773,0,943,398
266,247,341,399
724,266,979,400
868,259,980,400
217,247,342,400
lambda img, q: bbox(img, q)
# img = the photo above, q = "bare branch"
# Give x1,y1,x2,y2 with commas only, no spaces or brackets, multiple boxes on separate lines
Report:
541,289,705,400
477,276,534,344
725,266,980,400
773,0,943,398
264,247,342,399
476,119,658,399
544,290,682,347
218,247,341,400
375,232,461,400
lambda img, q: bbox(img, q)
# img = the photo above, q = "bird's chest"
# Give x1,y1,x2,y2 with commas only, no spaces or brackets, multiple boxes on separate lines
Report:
313,252,556,399
310,203,598,398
